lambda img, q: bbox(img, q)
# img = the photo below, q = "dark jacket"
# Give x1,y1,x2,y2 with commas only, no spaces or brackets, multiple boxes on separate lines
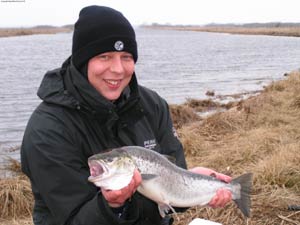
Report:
21,58,187,225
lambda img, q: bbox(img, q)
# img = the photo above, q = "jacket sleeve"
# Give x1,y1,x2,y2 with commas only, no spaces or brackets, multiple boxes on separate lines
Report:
155,98,187,169
21,105,139,225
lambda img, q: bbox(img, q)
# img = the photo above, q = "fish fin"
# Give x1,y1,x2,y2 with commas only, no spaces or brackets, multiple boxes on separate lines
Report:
232,172,253,217
158,203,176,218
141,173,158,180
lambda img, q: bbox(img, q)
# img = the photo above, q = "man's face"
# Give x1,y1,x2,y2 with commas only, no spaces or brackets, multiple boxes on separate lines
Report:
87,51,135,101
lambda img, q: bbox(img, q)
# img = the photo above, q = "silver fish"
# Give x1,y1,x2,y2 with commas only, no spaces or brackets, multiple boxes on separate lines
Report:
88,146,252,218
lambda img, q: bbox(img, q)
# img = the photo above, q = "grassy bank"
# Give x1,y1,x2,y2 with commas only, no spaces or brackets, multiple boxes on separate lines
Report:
172,70,300,224
145,25,300,37
0,26,72,38
1,71,300,224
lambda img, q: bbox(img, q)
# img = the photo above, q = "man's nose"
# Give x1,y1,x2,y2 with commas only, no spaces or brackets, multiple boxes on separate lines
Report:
110,56,124,73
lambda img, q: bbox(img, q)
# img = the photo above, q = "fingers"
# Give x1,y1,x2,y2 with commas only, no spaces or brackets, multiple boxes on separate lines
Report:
189,167,232,183
132,169,142,188
189,167,215,176
102,169,142,207
214,172,232,183
208,188,232,208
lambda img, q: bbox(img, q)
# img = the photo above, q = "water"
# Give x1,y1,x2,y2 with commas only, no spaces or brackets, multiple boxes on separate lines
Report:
0,28,300,162
136,29,300,102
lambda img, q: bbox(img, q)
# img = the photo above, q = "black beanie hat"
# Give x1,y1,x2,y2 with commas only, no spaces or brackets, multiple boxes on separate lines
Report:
72,5,138,69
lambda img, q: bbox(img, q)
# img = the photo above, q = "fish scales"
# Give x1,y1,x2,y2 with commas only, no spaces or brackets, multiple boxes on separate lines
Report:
125,147,239,207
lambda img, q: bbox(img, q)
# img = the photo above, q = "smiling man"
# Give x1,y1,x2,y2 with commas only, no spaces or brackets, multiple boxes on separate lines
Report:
21,5,232,225
87,51,135,101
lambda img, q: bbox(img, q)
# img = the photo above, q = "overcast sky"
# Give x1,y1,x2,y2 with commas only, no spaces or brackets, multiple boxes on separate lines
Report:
1,0,300,27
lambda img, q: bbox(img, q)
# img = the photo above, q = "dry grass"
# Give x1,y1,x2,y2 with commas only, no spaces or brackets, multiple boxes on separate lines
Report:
0,176,33,220
149,25,300,37
3,158,23,177
0,27,72,38
1,71,300,224
0,218,33,225
173,70,300,224
0,158,33,223
189,26,300,37
169,104,201,129
183,99,222,112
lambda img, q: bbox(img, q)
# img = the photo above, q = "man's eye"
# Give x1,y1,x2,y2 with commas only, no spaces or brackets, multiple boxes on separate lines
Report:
98,55,109,60
122,55,133,61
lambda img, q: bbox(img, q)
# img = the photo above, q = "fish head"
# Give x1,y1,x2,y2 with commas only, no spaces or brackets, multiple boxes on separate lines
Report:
87,148,136,190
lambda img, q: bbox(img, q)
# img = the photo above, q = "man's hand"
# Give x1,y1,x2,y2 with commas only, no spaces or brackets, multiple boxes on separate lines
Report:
189,167,232,208
102,169,142,208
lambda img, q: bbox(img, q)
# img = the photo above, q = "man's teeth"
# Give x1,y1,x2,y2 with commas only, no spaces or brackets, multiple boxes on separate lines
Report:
106,80,119,85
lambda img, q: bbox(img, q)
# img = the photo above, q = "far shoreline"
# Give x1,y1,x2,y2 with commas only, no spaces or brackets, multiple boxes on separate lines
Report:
2,23,300,38
0,26,73,38
142,23,300,37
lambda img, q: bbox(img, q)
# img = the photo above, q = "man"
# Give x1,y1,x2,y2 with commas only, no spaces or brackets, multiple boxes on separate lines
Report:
21,5,231,225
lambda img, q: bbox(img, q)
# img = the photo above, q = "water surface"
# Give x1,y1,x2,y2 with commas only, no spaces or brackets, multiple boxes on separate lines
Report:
1,28,300,161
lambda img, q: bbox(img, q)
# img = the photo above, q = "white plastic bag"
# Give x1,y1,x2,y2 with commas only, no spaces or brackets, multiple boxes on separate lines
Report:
188,218,222,225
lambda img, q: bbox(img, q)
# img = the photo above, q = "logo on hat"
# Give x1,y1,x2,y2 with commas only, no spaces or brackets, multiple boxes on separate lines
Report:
114,41,124,51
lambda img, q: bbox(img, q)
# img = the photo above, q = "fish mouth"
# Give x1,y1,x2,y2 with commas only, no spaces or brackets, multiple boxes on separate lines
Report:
88,160,107,180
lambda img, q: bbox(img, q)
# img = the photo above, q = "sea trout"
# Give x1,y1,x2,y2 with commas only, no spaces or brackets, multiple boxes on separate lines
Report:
88,146,252,218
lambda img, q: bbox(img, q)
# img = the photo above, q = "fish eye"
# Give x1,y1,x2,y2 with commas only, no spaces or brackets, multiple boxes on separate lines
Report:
106,157,114,162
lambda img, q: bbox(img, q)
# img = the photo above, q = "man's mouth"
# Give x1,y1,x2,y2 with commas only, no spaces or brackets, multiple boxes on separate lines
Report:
104,79,121,87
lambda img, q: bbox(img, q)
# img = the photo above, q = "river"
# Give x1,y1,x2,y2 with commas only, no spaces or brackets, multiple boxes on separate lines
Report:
0,27,300,163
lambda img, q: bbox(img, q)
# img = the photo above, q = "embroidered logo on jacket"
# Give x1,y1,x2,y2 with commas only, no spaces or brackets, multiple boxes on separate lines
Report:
144,139,156,150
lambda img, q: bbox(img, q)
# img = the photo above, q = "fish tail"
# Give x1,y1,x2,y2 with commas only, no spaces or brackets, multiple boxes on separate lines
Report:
232,172,253,217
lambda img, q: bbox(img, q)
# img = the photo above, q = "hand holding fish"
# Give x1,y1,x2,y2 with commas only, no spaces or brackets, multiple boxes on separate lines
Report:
189,167,232,208
102,169,142,207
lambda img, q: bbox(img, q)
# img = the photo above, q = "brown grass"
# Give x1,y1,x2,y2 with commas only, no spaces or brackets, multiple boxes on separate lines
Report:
0,176,33,220
0,27,72,38
1,71,300,224
0,218,33,225
189,26,300,37
0,158,33,223
3,158,22,177
148,25,300,37
173,70,300,224
184,98,223,112
169,104,201,129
